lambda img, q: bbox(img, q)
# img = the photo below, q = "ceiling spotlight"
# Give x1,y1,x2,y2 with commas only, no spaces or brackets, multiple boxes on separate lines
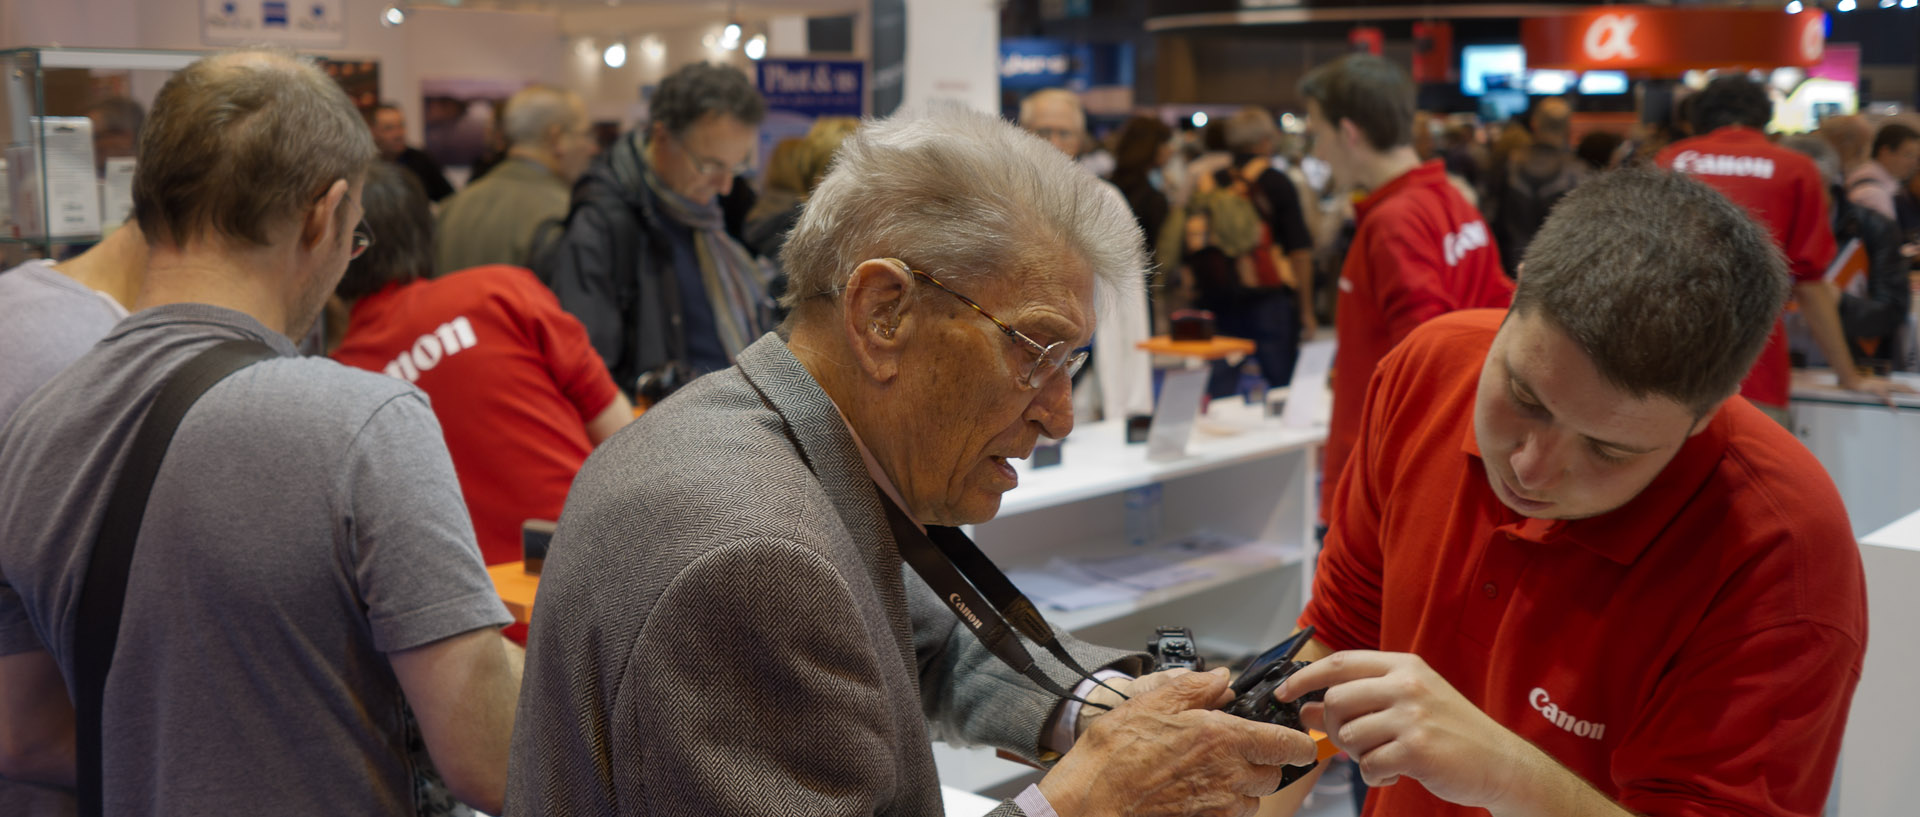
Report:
381,5,405,26
1836,0,1856,10
1881,0,1896,7
1192,111,1209,128
1903,0,1917,9
1785,0,1803,11
745,34,767,60
603,42,627,69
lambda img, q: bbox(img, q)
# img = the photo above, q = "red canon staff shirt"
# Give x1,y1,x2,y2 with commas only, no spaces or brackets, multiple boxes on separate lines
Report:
1658,127,1837,409
1303,310,1866,817
334,265,619,569
1325,160,1512,519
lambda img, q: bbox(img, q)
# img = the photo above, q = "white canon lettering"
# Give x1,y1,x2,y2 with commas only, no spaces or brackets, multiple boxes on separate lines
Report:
1672,153,1775,180
448,316,477,349
1584,13,1640,62
948,593,983,628
1443,221,1490,266
412,334,444,371
1528,687,1607,741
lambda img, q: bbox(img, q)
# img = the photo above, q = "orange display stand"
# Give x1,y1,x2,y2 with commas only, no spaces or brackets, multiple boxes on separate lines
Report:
1136,335,1256,361
487,561,540,624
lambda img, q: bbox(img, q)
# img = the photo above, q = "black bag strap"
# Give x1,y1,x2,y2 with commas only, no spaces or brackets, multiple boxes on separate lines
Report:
73,338,277,817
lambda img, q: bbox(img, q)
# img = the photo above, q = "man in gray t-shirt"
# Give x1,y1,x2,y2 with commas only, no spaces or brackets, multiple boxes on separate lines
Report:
0,225,142,433
0,51,522,816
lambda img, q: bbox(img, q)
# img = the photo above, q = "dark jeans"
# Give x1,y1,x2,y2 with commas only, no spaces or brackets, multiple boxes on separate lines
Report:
1206,288,1300,398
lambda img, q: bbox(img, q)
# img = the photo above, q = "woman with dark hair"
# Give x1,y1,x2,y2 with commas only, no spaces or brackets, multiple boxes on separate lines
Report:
1109,116,1174,261
332,163,633,641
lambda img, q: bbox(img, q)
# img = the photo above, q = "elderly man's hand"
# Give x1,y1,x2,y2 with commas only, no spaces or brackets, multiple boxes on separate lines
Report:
1039,668,1318,817
1836,371,1916,407
1073,668,1205,739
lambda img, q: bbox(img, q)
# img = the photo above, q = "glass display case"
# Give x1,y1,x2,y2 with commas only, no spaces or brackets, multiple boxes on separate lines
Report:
1,47,203,266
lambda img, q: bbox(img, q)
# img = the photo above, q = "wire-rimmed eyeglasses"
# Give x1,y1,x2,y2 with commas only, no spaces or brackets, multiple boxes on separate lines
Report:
886,258,1089,390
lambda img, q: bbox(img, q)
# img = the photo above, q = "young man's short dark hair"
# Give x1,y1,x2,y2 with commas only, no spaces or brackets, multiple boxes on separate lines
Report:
1513,167,1789,416
1298,54,1415,152
336,162,433,301
1689,77,1773,135
1871,122,1919,160
648,62,766,138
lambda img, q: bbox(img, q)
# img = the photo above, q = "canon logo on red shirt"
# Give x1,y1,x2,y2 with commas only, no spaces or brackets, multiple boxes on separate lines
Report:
1530,687,1607,741
1670,150,1776,180
381,316,478,383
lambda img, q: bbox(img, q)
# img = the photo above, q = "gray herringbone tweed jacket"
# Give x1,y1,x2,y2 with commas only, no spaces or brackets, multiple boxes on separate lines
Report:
505,333,1142,816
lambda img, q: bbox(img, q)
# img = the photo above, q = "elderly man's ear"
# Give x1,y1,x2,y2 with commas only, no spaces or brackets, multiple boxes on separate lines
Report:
841,258,917,383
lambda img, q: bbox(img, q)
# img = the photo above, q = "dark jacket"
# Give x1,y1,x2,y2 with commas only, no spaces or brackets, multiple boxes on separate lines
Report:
1833,195,1912,358
534,134,686,399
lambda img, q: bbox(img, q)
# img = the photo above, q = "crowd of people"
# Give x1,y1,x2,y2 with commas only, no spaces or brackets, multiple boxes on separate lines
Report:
0,45,1885,817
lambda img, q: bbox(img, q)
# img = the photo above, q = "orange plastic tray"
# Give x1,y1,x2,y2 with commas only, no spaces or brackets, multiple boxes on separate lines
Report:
487,561,540,624
1136,335,1257,360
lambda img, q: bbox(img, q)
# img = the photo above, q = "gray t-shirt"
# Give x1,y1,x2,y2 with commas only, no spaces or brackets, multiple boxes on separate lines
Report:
0,303,511,816
0,259,127,432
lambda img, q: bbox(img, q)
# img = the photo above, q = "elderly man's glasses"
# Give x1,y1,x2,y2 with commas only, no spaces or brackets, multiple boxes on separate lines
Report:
888,259,1089,390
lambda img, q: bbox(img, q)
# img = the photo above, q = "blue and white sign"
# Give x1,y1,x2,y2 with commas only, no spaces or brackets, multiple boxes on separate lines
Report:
1000,38,1077,90
203,0,346,48
757,60,866,119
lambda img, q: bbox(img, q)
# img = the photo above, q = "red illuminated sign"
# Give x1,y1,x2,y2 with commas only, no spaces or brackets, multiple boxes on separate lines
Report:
1522,6,1826,75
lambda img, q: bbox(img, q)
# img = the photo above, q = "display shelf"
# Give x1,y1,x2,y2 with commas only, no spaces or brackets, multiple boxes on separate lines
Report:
936,396,1325,795
994,399,1321,517
1040,540,1306,633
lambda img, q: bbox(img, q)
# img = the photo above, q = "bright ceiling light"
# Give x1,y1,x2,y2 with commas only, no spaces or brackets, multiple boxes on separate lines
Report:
1903,0,1918,9
1785,0,1803,11
603,42,627,68
1192,111,1209,128
745,35,767,60
1880,0,1896,7
381,5,405,26
1836,0,1856,11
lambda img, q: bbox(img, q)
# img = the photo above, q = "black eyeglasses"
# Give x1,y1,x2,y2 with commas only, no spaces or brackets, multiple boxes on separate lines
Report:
322,188,374,259
886,258,1089,390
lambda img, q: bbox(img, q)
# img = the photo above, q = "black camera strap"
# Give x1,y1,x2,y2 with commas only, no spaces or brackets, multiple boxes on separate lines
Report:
73,338,276,817
739,366,1125,710
877,494,1124,709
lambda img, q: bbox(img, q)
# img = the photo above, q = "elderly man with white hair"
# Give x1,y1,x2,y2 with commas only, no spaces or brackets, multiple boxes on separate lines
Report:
434,84,599,273
507,106,1317,816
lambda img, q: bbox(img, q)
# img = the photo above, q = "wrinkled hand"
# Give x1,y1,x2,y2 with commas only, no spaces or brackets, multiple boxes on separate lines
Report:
1837,372,1915,407
1075,669,1194,739
1276,651,1527,810
1041,668,1318,817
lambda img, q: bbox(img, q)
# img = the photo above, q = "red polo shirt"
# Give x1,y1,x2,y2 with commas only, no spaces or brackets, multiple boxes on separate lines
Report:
334,265,618,569
1303,310,1865,817
1325,161,1512,519
1658,127,1836,409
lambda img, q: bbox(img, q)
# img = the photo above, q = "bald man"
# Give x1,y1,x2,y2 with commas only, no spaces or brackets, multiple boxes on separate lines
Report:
436,85,600,273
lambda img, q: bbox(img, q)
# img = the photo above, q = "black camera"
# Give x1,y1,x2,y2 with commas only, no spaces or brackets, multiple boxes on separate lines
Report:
1148,625,1325,792
1147,626,1201,671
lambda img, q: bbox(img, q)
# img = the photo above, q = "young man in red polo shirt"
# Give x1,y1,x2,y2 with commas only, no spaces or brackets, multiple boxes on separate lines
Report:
1301,55,1514,515
333,164,633,640
1257,169,1865,817
1658,76,1906,420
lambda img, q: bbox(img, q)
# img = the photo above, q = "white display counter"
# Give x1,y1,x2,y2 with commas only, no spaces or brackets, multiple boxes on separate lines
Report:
1789,369,1920,537
1835,508,1920,817
934,398,1325,793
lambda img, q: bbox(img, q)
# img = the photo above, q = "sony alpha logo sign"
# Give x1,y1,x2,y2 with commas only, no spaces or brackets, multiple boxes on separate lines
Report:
1583,13,1640,63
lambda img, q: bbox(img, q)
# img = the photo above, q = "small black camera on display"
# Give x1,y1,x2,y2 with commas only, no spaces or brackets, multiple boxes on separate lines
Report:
1147,625,1326,792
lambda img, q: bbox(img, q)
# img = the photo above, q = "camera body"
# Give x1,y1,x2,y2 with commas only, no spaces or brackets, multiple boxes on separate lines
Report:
1148,626,1324,791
